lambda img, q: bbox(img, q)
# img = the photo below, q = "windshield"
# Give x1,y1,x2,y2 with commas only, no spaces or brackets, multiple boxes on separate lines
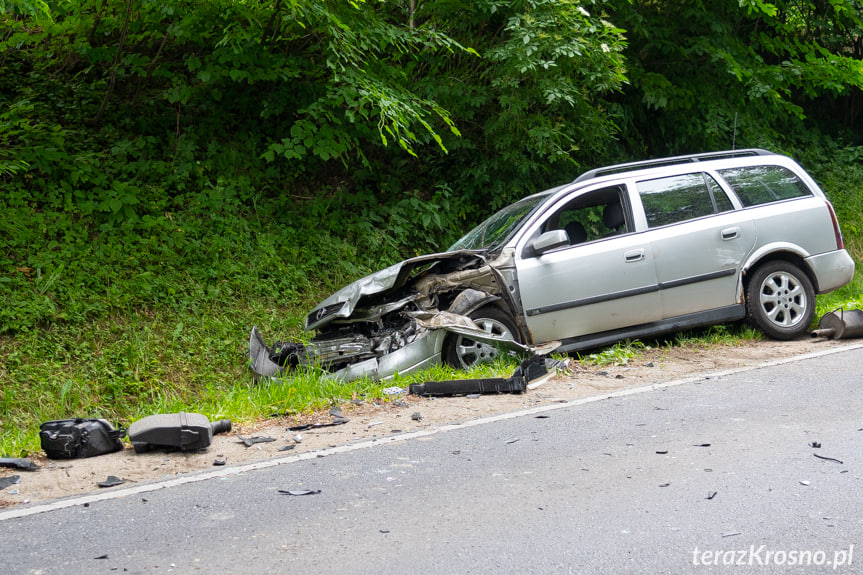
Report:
447,192,552,251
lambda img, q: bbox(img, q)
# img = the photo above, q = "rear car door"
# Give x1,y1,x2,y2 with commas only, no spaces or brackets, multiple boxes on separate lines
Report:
633,172,756,319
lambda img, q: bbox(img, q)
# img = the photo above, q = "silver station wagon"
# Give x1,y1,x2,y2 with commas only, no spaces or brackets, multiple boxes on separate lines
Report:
251,149,856,381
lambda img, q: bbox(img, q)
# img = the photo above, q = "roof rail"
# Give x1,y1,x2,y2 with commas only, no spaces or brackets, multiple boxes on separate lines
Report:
572,148,775,183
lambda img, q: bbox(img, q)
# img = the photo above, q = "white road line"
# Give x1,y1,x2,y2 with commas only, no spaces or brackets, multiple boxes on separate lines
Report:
2,341,861,521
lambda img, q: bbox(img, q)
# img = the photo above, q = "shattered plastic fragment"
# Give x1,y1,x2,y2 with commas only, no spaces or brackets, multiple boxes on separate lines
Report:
97,475,125,488
236,435,276,447
813,453,843,464
278,489,321,496
0,475,21,490
288,417,349,431
0,458,40,471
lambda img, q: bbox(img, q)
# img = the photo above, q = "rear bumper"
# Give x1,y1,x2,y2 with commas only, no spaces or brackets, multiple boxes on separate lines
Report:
805,249,856,294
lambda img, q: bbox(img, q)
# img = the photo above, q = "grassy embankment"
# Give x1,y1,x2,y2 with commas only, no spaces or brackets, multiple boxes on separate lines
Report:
2,173,861,458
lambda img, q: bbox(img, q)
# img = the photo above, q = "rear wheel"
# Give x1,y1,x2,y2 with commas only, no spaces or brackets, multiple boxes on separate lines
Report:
745,261,815,340
443,306,519,369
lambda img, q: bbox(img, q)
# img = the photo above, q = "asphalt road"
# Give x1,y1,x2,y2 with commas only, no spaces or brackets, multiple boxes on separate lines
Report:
2,345,862,574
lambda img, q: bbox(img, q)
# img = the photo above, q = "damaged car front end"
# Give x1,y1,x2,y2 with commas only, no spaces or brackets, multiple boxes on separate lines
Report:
250,193,553,381
250,252,533,380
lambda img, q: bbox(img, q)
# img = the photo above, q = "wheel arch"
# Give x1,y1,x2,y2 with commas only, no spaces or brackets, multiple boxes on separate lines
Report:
741,246,820,296
445,288,527,342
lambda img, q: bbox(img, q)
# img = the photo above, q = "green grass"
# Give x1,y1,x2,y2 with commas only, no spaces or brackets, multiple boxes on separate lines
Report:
4,270,862,458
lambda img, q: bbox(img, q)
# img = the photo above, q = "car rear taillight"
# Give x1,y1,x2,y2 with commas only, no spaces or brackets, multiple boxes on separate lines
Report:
825,200,845,250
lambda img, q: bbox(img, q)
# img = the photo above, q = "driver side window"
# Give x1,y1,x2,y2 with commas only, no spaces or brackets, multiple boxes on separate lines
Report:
541,185,629,246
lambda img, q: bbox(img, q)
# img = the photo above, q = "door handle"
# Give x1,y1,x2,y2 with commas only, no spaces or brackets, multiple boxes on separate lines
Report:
721,227,740,240
624,249,645,263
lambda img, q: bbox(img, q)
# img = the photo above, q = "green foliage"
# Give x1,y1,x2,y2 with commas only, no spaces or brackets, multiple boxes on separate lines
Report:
607,0,863,155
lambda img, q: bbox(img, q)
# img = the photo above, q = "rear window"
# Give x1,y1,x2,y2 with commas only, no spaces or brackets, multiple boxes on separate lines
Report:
718,165,812,207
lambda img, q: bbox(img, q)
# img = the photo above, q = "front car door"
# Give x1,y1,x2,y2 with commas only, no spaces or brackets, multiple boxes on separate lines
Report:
513,184,662,349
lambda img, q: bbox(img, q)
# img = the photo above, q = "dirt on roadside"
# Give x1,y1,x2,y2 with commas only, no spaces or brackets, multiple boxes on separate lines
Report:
0,337,856,508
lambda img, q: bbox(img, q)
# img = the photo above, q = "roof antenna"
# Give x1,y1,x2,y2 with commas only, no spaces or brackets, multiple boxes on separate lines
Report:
732,112,738,150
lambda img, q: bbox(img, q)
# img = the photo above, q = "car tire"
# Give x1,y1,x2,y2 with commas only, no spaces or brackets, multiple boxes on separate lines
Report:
745,260,815,340
443,305,520,369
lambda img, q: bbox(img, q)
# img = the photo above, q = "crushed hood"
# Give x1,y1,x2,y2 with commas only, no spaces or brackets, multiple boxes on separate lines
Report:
304,250,484,331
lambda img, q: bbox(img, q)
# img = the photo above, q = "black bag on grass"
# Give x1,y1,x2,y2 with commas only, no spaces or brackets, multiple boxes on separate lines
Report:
39,418,126,459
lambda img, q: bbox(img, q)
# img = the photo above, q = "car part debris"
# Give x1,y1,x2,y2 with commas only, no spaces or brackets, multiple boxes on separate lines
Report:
813,453,843,464
0,458,40,471
0,475,21,490
97,475,125,488
409,355,550,397
811,308,863,339
236,435,276,447
128,412,231,453
288,417,349,431
278,489,321,496
39,418,126,459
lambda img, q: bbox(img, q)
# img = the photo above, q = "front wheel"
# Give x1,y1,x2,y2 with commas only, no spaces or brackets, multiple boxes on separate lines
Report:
745,261,815,340
443,306,519,369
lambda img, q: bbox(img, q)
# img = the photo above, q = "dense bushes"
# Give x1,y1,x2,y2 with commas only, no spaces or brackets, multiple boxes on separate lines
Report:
1,0,861,335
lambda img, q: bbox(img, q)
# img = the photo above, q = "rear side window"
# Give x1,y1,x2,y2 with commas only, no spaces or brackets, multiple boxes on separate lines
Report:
637,173,732,228
718,165,812,207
